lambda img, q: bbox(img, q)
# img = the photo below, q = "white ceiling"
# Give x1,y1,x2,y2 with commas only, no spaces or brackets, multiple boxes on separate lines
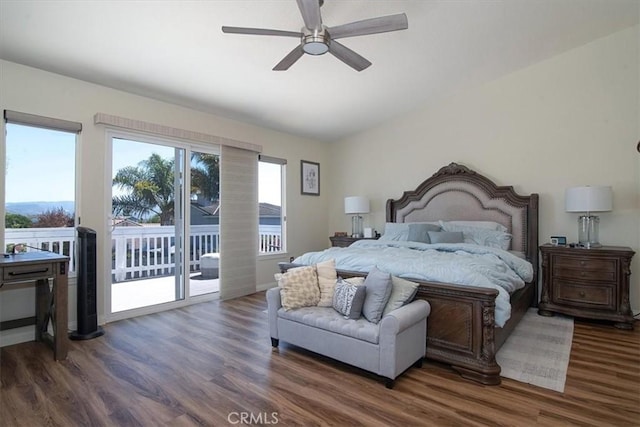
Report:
1,1,638,142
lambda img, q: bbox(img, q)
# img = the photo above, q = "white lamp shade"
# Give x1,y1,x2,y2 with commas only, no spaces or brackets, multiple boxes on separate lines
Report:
344,196,370,214
565,186,612,213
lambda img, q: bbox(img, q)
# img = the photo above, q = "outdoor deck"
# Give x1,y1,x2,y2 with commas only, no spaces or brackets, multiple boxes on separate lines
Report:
112,273,219,312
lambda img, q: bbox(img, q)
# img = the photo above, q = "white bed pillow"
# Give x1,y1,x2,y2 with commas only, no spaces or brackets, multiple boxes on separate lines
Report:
439,221,511,250
440,220,508,233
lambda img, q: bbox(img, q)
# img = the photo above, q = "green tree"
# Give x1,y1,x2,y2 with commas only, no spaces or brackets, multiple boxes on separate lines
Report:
5,213,33,228
191,153,220,203
112,153,220,225
112,153,176,225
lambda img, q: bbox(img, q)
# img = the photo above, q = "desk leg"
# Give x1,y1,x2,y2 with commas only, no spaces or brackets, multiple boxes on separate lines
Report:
35,278,49,343
54,261,69,360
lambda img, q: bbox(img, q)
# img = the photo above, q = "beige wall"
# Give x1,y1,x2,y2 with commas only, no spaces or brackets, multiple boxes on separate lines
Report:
0,60,329,343
1,24,638,344
328,26,640,312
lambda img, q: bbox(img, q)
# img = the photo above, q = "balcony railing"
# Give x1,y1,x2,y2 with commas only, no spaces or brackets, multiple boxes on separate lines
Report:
5,225,282,282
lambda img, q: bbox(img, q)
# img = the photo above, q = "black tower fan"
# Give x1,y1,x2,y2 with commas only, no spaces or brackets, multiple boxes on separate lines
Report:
70,226,104,340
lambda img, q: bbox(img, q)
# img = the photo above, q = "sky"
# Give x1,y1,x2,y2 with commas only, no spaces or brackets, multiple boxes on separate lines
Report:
5,124,282,206
5,124,75,203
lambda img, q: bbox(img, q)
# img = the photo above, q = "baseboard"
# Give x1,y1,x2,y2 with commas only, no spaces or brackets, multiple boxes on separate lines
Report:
257,282,277,292
0,326,35,348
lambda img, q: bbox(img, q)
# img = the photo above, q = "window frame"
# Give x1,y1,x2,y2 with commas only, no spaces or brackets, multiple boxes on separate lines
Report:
258,155,286,256
3,111,81,275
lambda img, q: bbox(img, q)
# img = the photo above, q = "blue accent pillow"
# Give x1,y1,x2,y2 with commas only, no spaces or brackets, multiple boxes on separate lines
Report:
428,231,464,244
408,223,441,243
362,266,393,324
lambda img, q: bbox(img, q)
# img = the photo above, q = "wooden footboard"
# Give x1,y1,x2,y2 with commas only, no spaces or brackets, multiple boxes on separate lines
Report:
278,262,535,385
414,281,502,385
416,280,534,385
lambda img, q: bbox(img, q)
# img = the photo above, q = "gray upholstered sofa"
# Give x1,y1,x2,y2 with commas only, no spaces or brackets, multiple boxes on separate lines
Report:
266,287,430,388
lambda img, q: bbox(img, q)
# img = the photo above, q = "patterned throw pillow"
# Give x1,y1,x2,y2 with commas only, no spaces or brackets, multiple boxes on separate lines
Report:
316,259,337,307
332,278,366,319
275,266,320,310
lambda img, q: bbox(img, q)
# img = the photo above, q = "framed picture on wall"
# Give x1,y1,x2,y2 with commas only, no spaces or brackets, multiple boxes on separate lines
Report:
301,160,320,196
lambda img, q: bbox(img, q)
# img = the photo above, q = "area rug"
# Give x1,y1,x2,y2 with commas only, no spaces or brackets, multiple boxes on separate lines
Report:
496,308,574,392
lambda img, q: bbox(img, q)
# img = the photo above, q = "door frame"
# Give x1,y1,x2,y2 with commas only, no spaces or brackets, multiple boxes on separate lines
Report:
104,128,219,323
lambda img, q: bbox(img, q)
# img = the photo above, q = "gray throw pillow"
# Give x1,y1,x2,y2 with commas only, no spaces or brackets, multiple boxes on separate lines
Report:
428,231,464,244
382,276,420,317
408,223,441,243
333,278,366,319
362,266,393,324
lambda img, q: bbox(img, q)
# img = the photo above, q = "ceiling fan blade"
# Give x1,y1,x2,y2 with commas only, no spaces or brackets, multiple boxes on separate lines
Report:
222,26,302,38
328,40,371,72
328,13,408,39
296,0,322,31
273,45,305,71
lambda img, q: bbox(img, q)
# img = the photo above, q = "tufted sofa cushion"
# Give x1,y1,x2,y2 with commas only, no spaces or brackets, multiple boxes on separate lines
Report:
277,306,380,344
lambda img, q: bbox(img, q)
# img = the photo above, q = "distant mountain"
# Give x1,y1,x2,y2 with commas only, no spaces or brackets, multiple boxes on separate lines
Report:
5,201,75,217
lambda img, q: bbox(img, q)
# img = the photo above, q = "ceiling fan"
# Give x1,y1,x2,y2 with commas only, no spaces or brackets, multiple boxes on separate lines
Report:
221,0,408,71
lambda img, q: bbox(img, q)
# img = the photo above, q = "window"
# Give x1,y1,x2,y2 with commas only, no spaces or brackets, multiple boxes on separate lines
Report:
3,111,80,272
258,155,286,254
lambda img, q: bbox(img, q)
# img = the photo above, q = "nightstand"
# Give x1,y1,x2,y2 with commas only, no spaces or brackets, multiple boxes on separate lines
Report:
329,236,377,248
538,244,635,329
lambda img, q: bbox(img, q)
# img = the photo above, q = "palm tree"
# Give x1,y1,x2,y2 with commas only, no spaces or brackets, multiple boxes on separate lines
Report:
190,153,220,203
112,153,176,225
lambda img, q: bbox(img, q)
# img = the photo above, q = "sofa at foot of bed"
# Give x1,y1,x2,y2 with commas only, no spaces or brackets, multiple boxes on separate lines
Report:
266,287,430,388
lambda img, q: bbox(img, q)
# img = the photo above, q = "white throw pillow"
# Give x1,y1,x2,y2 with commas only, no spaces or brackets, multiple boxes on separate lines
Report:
316,259,337,307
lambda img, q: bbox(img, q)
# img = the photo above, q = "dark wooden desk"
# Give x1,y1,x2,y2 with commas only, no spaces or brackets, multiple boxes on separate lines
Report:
0,252,70,360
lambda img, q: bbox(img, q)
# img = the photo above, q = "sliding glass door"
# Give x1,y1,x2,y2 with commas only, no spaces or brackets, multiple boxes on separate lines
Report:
108,132,219,318
189,150,220,297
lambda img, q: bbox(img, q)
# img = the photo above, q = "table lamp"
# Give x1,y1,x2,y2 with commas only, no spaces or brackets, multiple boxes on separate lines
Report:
344,196,370,238
565,186,612,248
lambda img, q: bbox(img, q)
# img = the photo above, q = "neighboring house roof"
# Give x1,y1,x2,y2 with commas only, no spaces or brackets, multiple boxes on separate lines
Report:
112,217,143,227
258,203,281,217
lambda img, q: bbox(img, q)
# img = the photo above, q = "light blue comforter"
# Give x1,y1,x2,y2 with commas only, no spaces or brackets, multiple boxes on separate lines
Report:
293,240,534,327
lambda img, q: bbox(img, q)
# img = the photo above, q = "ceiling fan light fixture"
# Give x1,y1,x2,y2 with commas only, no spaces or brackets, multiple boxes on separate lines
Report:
222,1,408,71
302,32,329,55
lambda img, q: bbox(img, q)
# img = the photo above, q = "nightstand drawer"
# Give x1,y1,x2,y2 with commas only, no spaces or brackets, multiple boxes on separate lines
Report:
553,255,616,272
539,244,635,329
552,267,616,282
553,280,615,310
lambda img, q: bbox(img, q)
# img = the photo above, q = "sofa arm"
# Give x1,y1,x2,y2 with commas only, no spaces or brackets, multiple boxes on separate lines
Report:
266,287,282,339
380,299,431,335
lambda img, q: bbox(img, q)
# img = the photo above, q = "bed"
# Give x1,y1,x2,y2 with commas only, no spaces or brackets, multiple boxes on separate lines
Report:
279,162,538,385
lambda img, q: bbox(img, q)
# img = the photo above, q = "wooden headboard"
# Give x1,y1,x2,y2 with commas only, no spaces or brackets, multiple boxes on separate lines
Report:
386,162,539,279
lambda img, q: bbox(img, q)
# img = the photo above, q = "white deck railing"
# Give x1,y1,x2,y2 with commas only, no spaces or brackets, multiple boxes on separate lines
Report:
5,225,282,282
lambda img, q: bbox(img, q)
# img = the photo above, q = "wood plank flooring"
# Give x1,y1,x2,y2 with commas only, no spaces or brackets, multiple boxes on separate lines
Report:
1,292,639,426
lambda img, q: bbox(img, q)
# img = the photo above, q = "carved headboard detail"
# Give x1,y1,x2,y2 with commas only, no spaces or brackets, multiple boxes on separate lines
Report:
386,163,539,277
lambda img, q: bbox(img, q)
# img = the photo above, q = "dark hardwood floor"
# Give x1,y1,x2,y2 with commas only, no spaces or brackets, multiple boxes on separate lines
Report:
1,292,639,426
